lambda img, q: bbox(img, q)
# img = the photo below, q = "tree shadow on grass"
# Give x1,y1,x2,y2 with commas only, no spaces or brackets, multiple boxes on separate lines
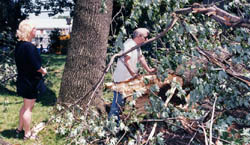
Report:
0,85,16,96
0,101,22,106
0,85,23,105
0,85,57,106
36,87,57,106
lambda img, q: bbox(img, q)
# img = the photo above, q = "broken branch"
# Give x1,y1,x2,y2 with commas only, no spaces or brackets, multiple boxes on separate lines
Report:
175,3,250,29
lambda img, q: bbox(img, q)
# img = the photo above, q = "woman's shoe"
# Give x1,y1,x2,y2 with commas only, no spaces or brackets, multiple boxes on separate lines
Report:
24,133,37,140
15,128,24,138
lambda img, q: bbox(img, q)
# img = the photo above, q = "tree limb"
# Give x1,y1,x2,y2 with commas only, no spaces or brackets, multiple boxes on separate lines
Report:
190,33,250,86
175,3,250,29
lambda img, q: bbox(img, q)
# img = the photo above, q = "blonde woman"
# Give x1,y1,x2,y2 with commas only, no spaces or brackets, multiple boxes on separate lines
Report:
15,19,47,139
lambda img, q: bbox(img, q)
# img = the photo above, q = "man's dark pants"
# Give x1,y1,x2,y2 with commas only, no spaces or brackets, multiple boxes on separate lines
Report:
108,91,125,121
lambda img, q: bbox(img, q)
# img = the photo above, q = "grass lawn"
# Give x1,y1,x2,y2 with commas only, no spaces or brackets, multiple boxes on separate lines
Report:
0,54,67,145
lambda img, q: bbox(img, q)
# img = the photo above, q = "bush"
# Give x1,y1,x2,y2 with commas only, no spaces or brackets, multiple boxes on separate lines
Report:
49,29,70,55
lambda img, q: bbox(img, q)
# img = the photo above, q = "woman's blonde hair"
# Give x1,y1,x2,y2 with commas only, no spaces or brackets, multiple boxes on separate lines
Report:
16,19,35,41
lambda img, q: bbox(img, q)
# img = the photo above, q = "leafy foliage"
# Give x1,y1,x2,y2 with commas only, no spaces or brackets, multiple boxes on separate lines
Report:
0,27,17,87
53,0,250,144
48,29,70,54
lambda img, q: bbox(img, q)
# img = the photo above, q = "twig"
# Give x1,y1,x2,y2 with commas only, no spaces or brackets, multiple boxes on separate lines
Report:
164,86,176,107
145,122,157,145
187,111,211,145
83,71,107,116
188,131,198,145
149,88,161,98
136,133,141,145
201,124,209,145
209,96,217,145
111,5,124,36
142,117,231,144
116,131,127,145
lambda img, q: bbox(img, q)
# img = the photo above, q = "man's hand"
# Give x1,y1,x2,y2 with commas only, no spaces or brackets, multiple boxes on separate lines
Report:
149,68,157,73
147,68,157,75
131,73,139,79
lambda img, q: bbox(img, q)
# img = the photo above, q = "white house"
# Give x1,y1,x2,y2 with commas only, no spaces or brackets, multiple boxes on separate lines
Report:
30,19,72,49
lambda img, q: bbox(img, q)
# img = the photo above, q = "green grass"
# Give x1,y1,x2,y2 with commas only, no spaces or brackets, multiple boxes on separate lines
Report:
0,54,67,145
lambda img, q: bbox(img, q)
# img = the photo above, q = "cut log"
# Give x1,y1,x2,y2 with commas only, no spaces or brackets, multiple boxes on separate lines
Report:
105,74,183,98
105,74,184,114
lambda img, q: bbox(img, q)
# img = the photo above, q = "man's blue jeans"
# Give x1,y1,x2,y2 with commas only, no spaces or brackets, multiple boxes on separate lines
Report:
108,91,125,121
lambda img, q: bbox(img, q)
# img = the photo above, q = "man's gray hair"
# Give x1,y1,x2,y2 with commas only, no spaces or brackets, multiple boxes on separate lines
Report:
132,28,149,38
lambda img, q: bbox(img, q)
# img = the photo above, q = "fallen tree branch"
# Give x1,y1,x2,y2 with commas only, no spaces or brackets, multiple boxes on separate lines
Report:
175,3,250,29
190,33,250,86
67,3,250,116
142,116,231,144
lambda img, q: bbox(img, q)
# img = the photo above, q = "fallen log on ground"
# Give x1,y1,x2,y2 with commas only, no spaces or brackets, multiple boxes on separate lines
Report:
105,73,184,114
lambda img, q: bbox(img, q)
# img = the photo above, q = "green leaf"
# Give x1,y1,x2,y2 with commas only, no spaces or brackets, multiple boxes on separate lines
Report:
235,36,242,42
178,26,184,35
143,77,150,85
150,84,160,93
218,71,228,80
246,114,250,121
144,0,152,6
147,9,153,19
115,32,124,49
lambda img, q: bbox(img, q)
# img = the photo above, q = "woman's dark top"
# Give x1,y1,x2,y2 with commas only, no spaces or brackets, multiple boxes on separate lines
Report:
15,41,43,99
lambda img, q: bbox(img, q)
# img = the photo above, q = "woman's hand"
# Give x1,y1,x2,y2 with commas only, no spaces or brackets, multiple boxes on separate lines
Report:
37,67,47,76
42,68,47,76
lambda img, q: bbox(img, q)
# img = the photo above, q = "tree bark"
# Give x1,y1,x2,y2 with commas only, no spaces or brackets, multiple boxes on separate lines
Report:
58,0,113,111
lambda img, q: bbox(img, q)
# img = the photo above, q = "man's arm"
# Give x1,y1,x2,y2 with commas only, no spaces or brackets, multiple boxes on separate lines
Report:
139,55,156,73
124,55,137,77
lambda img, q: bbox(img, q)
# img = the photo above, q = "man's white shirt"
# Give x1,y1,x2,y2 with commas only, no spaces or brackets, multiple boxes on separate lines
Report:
113,39,142,83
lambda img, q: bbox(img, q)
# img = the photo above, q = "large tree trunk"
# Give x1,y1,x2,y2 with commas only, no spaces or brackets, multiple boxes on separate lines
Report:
58,0,113,111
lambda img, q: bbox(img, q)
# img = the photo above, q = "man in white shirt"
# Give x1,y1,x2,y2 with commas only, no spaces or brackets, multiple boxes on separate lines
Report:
109,28,156,121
